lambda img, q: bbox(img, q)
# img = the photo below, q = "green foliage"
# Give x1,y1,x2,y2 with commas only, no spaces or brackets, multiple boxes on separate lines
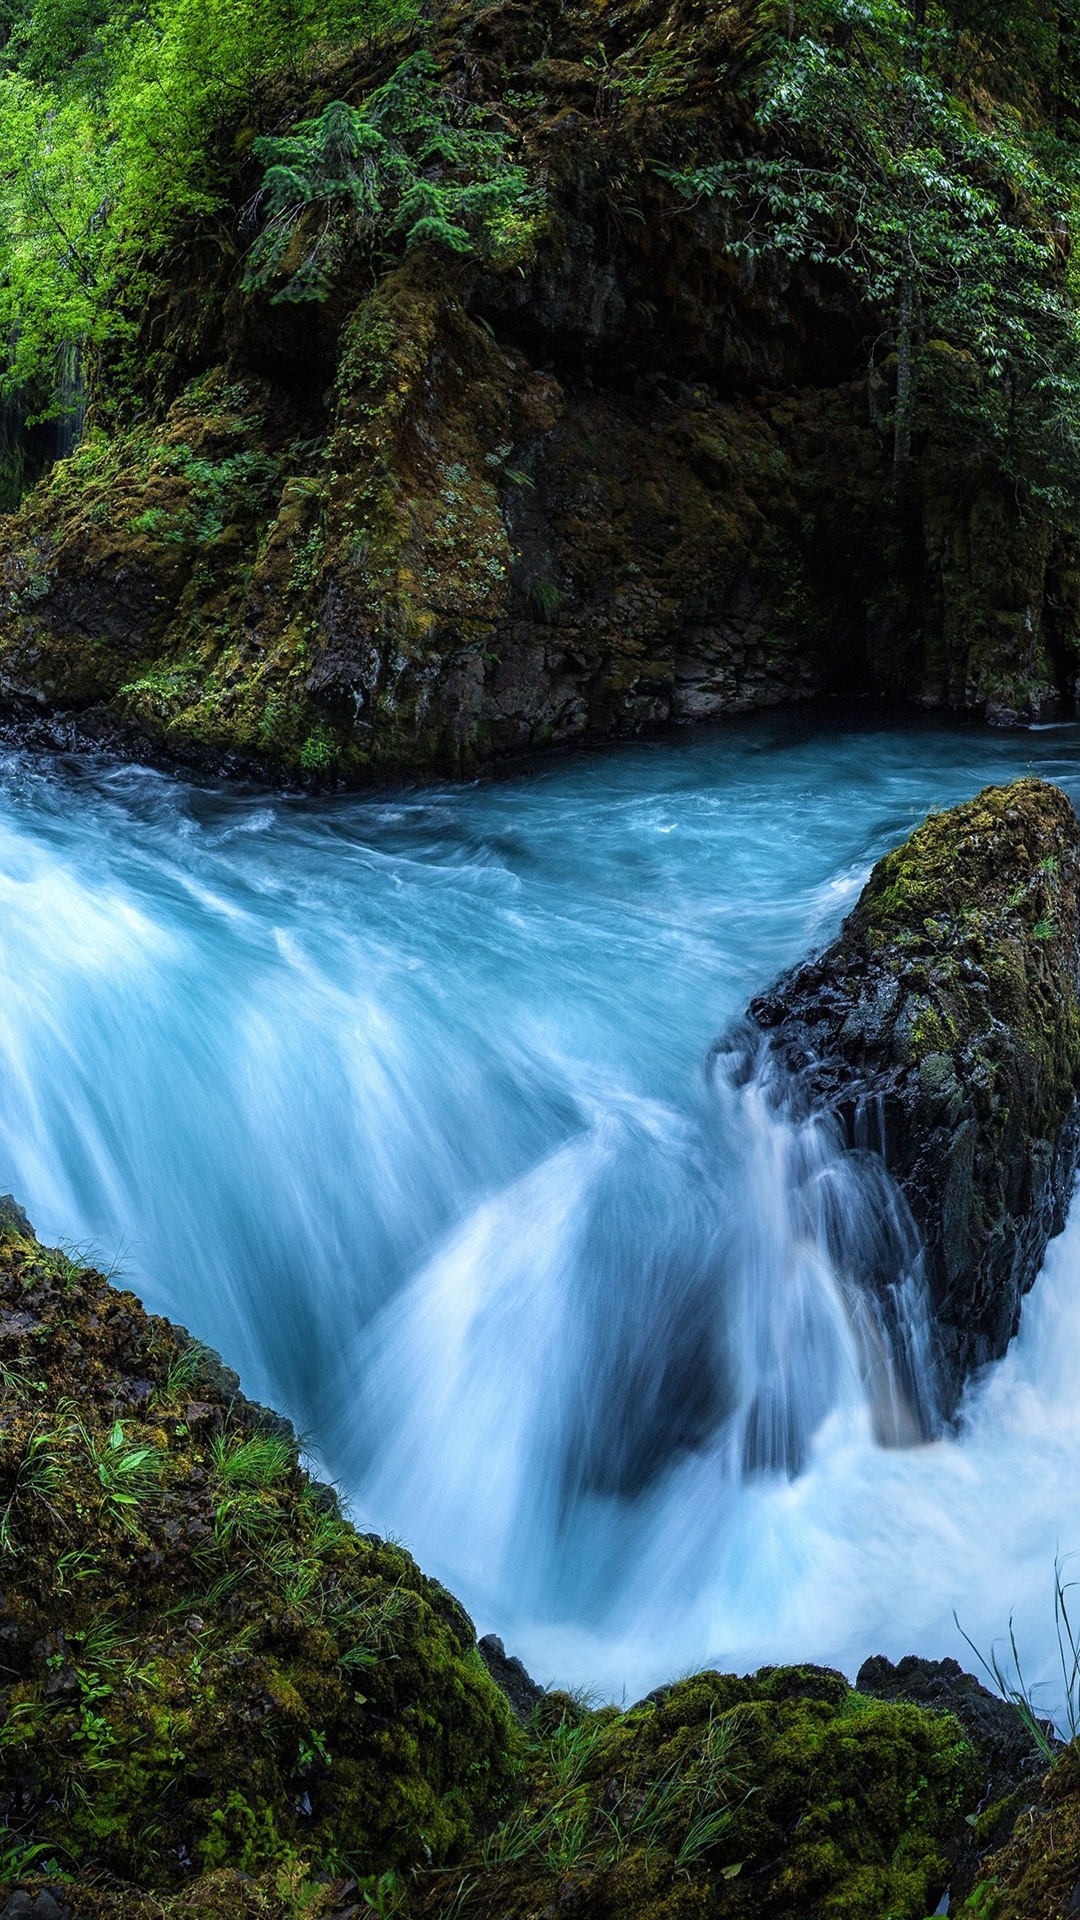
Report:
0,0,422,411
0,1423,64,1552
74,1415,164,1533
420,1669,982,1919
300,725,338,774
242,54,540,303
212,1429,297,1488
157,443,281,542
664,0,1080,502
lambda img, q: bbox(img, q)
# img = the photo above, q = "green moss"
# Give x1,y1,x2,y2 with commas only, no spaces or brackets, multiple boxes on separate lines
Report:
0,1216,521,1901
964,1744,1080,1918
387,1666,980,1920
909,1004,957,1061
849,779,1080,1141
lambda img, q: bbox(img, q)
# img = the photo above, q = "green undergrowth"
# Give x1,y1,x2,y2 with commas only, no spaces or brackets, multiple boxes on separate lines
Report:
399,1670,983,1920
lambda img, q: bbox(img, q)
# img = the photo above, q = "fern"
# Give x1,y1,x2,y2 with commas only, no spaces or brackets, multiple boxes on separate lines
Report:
242,52,540,303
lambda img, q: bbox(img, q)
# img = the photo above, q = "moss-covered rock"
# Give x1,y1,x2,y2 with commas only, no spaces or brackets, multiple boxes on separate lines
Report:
963,1743,1080,1919
0,1205,520,1902
751,777,1080,1403
399,1664,987,1920
856,1655,1050,1892
0,0,1074,781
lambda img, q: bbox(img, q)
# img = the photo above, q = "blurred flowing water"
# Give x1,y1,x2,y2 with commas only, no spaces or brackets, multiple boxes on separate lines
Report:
3,710,1080,1708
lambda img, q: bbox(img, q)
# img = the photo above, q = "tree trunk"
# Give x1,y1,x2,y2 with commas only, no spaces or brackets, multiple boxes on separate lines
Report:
894,272,915,478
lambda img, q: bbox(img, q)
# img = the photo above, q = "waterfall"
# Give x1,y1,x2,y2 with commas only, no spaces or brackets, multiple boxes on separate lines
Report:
345,1023,939,1620
50,336,87,463
0,712,1077,1705
0,333,85,510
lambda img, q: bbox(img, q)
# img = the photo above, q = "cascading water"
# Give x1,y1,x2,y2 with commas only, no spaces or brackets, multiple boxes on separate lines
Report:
349,1029,939,1629
51,337,87,462
1,711,1080,1711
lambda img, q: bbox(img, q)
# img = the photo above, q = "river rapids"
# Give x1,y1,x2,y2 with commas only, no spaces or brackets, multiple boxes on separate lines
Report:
2,710,1079,1712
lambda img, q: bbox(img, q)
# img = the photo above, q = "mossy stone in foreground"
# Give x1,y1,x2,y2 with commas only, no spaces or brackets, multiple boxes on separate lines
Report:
0,1213,1035,1919
963,1742,1080,1918
403,1665,983,1920
752,777,1080,1404
0,1212,520,1898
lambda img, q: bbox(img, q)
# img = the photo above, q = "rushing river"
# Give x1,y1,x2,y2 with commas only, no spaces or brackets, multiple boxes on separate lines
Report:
4,708,1080,1711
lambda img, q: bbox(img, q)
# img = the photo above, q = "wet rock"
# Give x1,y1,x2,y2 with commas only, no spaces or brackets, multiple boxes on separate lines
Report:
0,1197,32,1238
857,1655,1049,1784
968,1741,1080,1917
29,1896,68,1920
0,1900,70,1920
750,779,1080,1405
478,1633,545,1722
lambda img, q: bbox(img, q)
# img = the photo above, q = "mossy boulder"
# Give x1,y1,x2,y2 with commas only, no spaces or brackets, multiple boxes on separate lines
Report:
751,777,1080,1403
0,1206,520,1903
399,1664,989,1920
856,1655,1050,1890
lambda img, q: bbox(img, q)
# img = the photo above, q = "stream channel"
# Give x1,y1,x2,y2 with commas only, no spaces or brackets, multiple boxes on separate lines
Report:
2,709,1079,1709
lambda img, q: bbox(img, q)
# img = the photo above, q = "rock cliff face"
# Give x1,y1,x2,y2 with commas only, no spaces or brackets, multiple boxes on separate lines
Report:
751,778,1080,1403
0,0,1075,781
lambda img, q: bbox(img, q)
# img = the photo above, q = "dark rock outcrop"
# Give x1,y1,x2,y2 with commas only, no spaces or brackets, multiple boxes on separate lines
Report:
477,1633,545,1723
751,778,1080,1403
857,1654,1050,1893
857,1653,1050,1791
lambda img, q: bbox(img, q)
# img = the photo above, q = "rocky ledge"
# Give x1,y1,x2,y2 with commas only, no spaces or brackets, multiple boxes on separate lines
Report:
751,777,1080,1405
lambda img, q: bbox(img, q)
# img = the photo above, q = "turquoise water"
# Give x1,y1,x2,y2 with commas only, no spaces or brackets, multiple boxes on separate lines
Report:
2,709,1079,1703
